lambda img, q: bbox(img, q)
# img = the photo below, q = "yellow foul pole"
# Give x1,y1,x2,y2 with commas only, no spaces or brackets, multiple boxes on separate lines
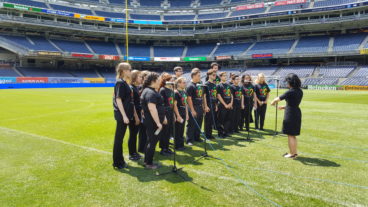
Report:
125,0,129,63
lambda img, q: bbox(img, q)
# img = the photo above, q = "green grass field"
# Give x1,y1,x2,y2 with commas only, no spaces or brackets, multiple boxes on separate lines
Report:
0,88,367,207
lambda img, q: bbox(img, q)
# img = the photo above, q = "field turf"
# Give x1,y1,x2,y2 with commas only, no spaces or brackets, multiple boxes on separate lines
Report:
0,88,367,207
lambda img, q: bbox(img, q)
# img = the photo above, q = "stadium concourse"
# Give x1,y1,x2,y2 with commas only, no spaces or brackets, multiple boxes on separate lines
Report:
0,0,368,206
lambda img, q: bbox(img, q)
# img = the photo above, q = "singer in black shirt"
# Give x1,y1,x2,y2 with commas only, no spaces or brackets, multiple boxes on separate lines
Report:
216,72,233,137
254,73,271,130
204,69,218,139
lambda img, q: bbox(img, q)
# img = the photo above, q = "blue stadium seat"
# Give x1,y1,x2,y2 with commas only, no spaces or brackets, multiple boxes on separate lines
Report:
275,65,315,78
248,40,294,55
353,66,368,77
17,67,74,77
269,3,309,12
154,46,184,57
51,39,92,53
0,68,19,77
319,66,355,78
200,0,222,6
139,0,162,7
28,36,59,52
243,67,278,77
333,33,367,52
214,42,252,56
186,44,215,57
94,10,125,18
119,44,151,57
130,14,161,20
170,0,192,7
164,15,195,21
5,0,48,8
294,36,329,54
314,0,357,8
230,8,266,17
86,41,119,55
197,12,228,20
49,4,93,15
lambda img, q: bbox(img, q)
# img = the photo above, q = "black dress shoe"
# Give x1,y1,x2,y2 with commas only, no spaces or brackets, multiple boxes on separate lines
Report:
160,150,171,156
195,139,203,143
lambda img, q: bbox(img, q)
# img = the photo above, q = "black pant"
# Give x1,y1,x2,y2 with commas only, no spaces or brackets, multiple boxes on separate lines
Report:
218,104,232,135
144,122,161,165
186,105,203,143
175,109,186,148
113,121,128,165
232,104,241,132
255,103,267,129
241,103,254,131
160,109,173,150
204,102,216,138
138,119,147,153
128,121,140,155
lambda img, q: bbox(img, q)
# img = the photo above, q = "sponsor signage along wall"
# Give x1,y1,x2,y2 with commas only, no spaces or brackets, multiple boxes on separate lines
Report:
251,53,273,59
274,0,306,6
16,77,48,83
183,57,207,61
123,56,151,61
359,49,368,55
83,78,105,83
215,55,232,60
99,55,120,60
48,77,82,83
0,77,17,84
236,3,264,11
154,57,181,62
307,85,344,90
71,53,94,58
37,51,62,56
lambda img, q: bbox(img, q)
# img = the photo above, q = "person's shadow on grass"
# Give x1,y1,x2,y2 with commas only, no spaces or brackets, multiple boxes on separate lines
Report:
295,157,341,167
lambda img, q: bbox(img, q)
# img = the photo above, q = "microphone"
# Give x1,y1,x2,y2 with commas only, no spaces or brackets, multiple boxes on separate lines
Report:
166,81,175,85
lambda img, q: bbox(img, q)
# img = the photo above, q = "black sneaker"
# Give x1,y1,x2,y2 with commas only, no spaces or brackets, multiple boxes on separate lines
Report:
113,162,128,169
129,154,140,161
160,150,171,156
176,147,186,151
165,149,174,154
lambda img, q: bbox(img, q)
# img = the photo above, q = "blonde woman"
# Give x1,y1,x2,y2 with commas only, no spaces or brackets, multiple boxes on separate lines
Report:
254,73,271,131
112,62,134,169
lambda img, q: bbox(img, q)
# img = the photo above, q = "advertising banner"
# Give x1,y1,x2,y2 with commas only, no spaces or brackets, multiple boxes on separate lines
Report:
275,0,306,6
71,53,94,58
344,85,368,90
359,49,368,55
83,78,105,83
154,57,181,62
183,57,207,61
0,77,17,84
37,51,62,56
307,85,344,90
123,56,151,61
236,3,264,11
215,55,232,60
251,53,273,59
48,77,82,83
16,77,48,83
42,9,74,17
99,55,120,60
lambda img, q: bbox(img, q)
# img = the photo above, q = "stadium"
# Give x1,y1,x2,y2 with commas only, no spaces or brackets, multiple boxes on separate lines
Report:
0,0,367,206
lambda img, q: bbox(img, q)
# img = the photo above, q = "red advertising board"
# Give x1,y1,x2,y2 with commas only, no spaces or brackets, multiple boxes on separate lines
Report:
99,55,120,60
274,0,306,6
16,77,48,83
71,53,94,58
252,53,273,59
215,55,232,60
236,3,264,11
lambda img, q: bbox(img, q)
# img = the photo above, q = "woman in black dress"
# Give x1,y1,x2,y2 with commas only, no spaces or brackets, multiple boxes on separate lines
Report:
271,73,303,159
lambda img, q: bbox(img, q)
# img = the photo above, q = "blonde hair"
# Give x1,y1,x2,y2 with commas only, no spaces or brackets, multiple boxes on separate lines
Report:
175,77,186,89
115,62,131,81
255,73,266,84
131,70,141,85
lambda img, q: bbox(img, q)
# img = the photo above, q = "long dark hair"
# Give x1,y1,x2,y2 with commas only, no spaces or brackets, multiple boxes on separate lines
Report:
241,74,252,84
285,73,301,88
159,72,172,89
143,72,159,89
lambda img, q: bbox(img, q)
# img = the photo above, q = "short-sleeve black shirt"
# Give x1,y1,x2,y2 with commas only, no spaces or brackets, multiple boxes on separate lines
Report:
159,87,174,109
204,81,217,106
186,81,203,106
140,87,166,124
279,88,303,108
232,84,242,107
254,83,271,101
217,82,232,104
113,79,134,121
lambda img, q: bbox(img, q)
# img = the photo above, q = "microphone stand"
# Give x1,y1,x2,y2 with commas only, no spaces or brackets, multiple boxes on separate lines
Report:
157,83,185,180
